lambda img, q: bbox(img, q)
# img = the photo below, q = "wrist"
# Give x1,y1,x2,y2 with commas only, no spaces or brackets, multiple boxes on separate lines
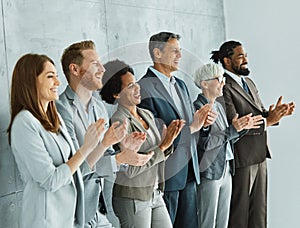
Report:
159,145,166,152
78,146,89,159
189,125,195,134
115,152,124,165
101,138,111,149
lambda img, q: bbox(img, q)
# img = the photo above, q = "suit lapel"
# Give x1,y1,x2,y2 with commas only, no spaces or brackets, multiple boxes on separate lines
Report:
117,105,161,146
73,98,89,130
59,116,84,220
226,74,262,111
65,86,89,130
174,77,193,121
244,77,263,110
48,131,69,163
146,70,183,119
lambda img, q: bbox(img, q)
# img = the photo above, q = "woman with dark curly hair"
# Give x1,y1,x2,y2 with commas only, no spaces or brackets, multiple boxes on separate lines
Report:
100,59,184,228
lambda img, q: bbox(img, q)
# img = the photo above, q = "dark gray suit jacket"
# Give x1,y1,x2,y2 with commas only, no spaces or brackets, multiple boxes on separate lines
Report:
194,94,247,180
219,73,271,168
138,68,200,191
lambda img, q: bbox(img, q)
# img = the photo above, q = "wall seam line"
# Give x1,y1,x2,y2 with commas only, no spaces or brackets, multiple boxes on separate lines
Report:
1,0,9,87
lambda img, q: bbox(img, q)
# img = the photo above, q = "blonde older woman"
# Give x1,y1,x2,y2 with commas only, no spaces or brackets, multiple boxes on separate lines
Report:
193,63,263,228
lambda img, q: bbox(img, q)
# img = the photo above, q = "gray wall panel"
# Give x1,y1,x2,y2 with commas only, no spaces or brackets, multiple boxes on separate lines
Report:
0,192,22,228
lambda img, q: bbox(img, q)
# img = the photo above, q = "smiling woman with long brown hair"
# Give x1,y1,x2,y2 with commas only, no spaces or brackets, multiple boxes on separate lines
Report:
7,53,104,228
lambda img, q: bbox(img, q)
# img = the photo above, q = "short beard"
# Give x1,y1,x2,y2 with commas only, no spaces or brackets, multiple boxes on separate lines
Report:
233,64,250,76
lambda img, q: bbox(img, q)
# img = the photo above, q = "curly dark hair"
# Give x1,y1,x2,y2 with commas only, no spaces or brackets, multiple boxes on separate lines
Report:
100,59,134,104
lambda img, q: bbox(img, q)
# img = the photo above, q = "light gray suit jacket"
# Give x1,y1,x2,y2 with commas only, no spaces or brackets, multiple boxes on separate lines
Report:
111,105,166,201
56,85,115,223
11,110,84,228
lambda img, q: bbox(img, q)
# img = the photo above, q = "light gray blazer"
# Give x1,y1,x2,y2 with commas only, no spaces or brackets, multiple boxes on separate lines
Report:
111,105,166,201
56,85,114,223
11,110,84,228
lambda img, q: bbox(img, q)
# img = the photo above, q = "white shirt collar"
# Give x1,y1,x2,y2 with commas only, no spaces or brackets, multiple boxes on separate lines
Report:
225,69,246,88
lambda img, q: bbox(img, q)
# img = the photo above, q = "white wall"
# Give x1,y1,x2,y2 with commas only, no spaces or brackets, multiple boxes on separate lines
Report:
224,1,300,227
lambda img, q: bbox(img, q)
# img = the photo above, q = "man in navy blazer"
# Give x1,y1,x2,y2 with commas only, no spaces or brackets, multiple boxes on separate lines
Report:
138,32,212,228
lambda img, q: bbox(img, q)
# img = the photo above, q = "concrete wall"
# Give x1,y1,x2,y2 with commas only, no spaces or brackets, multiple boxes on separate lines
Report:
0,0,226,227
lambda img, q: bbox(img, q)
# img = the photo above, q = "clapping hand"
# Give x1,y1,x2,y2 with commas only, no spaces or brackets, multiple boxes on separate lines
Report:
190,104,212,134
116,132,153,166
101,119,128,149
159,119,185,152
81,118,106,158
232,113,263,132
267,96,295,126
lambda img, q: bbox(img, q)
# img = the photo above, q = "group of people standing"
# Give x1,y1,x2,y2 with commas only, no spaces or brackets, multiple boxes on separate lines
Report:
7,31,295,228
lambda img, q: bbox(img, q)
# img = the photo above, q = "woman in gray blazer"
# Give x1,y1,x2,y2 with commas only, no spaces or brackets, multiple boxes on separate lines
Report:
193,63,263,228
7,54,104,228
100,59,184,228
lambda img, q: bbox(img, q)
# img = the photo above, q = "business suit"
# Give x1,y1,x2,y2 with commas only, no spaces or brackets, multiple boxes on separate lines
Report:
110,104,172,228
10,110,84,228
220,73,271,228
138,68,200,227
194,93,246,228
56,85,116,227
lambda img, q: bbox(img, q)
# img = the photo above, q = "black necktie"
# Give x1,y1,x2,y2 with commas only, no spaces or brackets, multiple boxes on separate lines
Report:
241,77,249,94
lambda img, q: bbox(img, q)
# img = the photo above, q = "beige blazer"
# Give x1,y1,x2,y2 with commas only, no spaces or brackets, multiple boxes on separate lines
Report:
111,105,166,201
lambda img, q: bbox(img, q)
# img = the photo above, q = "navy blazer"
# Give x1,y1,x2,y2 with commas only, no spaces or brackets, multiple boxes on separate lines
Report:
138,68,200,191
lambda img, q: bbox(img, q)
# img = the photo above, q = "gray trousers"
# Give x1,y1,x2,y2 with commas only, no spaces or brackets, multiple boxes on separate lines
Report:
85,211,113,228
197,162,232,228
113,189,172,228
103,179,120,228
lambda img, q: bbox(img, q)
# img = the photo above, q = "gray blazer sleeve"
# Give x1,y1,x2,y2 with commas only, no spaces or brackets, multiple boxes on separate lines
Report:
11,111,73,192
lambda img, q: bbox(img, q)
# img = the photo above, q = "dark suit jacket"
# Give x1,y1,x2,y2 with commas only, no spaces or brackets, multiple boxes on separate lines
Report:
194,93,247,180
218,73,272,168
138,68,200,191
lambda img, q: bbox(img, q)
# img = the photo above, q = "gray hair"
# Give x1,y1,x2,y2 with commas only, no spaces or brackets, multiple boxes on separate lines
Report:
194,63,224,88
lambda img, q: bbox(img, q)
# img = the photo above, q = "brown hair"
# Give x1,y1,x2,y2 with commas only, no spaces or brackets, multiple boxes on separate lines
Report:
7,53,60,143
61,40,96,82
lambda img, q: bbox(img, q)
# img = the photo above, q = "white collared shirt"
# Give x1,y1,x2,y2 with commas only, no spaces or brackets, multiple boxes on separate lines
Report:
224,69,248,89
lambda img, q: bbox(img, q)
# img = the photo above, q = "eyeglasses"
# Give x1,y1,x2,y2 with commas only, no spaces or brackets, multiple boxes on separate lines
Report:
205,76,226,83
